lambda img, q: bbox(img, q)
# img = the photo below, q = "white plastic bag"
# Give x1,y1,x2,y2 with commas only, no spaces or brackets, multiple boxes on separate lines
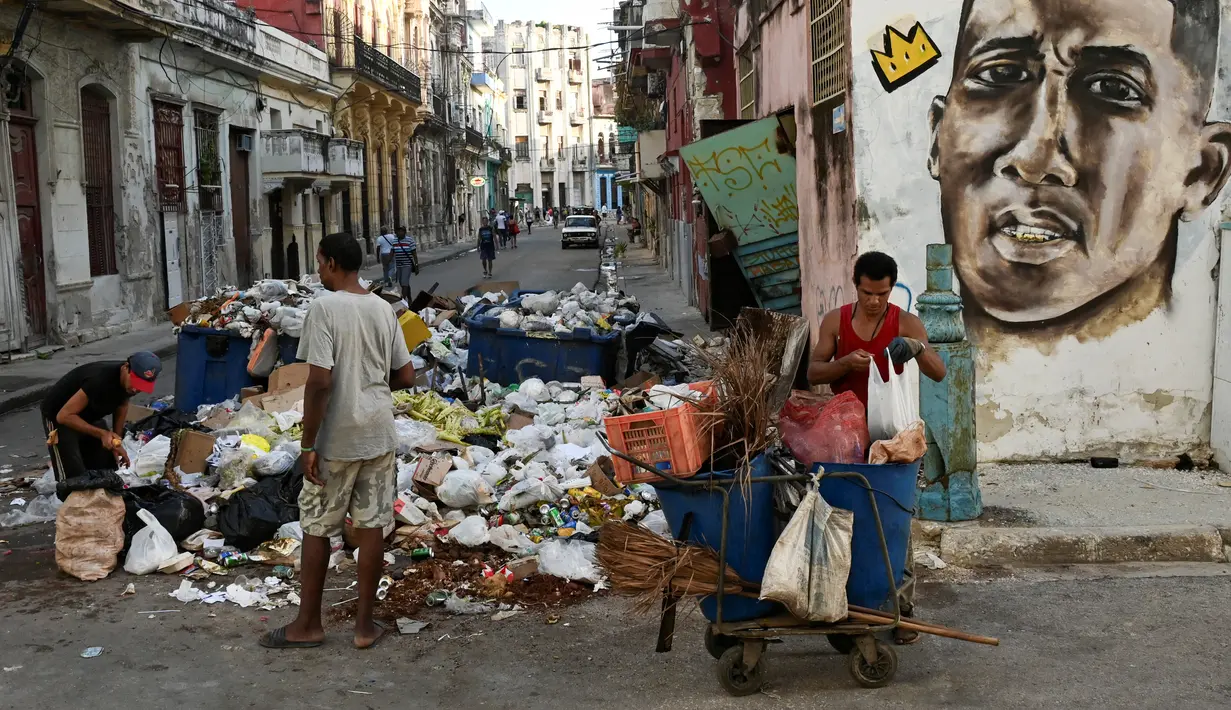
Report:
759,486,854,622
395,419,438,455
497,475,564,512
252,450,297,477
536,539,602,583
123,508,178,575
448,515,491,547
436,470,496,508
866,351,919,442
490,525,535,554
133,435,172,478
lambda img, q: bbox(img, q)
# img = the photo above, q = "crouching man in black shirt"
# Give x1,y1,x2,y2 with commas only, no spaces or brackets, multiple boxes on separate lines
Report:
41,351,162,482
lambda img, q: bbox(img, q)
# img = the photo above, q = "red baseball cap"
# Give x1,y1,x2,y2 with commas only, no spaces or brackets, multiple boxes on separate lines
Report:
127,351,162,394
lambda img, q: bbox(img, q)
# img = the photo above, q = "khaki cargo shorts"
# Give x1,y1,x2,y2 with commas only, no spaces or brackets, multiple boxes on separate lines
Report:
299,451,396,538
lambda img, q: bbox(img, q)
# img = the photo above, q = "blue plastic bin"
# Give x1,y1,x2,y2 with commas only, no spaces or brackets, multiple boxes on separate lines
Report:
655,454,780,623
175,326,256,413
175,327,302,412
816,460,919,611
464,304,619,385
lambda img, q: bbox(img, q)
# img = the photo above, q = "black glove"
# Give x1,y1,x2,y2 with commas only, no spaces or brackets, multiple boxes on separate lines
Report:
888,336,925,366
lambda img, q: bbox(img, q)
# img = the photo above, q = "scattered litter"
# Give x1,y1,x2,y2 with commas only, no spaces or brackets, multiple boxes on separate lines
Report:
396,618,428,634
1135,478,1222,495
491,610,521,621
916,550,948,570
80,647,104,659
138,609,182,614
9,498,25,506
121,583,136,596
3,666,22,672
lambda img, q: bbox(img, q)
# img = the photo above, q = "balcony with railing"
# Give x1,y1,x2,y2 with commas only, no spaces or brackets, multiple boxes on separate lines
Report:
535,67,555,83
465,127,484,149
539,156,556,170
569,110,585,126
262,129,327,178
328,138,365,180
537,110,554,124
326,13,421,104
571,146,591,171
567,69,583,85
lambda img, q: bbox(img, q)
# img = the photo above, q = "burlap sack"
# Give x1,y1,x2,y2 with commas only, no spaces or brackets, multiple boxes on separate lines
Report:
55,489,125,582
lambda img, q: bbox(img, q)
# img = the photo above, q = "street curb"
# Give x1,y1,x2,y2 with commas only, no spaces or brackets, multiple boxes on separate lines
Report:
0,339,179,417
940,524,1229,567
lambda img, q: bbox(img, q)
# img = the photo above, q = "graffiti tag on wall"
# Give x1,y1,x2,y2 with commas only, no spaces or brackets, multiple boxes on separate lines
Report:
871,21,940,92
680,119,799,245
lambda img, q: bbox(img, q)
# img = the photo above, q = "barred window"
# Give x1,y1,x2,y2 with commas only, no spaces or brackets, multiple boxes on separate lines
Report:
810,0,846,105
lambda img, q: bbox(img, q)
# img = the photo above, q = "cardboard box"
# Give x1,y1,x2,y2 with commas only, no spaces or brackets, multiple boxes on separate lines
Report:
618,371,661,391
505,556,539,581
430,310,457,327
269,363,310,393
412,454,452,500
254,385,305,414
168,302,191,326
240,385,265,402
587,456,622,497
506,410,535,431
200,410,235,431
127,404,156,424
174,430,217,475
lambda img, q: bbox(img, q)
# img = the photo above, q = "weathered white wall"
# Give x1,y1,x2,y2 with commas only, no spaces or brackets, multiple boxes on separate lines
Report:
849,0,1231,462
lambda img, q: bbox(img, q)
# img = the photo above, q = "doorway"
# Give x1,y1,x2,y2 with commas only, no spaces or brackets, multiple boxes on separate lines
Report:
8,75,46,341
81,86,117,277
268,189,284,279
229,130,253,286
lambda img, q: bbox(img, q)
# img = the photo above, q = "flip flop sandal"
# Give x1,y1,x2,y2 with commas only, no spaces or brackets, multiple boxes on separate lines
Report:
356,621,388,650
893,627,921,646
259,626,323,649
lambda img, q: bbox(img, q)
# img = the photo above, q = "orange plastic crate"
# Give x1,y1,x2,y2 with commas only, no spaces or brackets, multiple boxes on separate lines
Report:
604,381,717,484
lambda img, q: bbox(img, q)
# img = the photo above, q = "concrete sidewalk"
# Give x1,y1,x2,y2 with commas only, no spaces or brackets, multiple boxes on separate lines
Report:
616,243,708,337
920,463,1231,568
0,323,177,416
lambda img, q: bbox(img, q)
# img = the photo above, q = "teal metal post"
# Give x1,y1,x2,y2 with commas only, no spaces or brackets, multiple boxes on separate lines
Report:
916,244,982,521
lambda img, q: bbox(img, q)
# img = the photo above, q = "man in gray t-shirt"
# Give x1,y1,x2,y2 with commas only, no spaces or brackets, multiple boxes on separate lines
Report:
261,232,413,652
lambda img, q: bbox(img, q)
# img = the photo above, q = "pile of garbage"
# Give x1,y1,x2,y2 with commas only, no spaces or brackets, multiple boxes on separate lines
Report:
174,278,329,340
482,283,639,336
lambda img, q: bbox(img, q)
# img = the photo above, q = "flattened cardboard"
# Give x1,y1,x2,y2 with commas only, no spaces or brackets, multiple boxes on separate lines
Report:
269,363,310,393
127,405,155,424
412,454,453,500
175,430,217,475
587,456,622,497
255,385,305,413
506,410,535,431
430,310,457,327
240,386,265,402
168,303,191,326
201,410,235,431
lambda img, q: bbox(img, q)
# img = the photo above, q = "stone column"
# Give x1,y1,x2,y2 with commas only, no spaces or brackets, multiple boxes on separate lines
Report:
916,243,982,521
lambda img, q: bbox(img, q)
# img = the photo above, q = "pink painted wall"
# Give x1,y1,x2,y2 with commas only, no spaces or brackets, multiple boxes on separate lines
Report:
758,2,857,340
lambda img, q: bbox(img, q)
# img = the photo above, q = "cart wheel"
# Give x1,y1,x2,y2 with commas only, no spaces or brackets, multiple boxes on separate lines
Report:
827,634,856,655
704,627,739,660
848,640,898,689
716,645,766,697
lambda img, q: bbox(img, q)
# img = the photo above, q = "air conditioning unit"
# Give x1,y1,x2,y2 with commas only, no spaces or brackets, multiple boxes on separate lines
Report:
237,134,254,152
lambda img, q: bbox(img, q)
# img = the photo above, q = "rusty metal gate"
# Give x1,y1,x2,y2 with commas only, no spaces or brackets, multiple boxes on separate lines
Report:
81,87,117,276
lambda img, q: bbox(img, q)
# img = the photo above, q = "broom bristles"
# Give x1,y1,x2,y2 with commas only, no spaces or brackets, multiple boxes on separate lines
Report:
598,522,750,613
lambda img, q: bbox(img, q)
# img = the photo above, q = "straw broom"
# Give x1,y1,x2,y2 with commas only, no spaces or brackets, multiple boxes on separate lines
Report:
598,522,753,613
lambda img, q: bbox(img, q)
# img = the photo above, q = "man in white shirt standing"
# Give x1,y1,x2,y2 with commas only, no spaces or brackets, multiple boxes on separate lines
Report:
260,232,414,651
494,210,509,248
375,226,397,286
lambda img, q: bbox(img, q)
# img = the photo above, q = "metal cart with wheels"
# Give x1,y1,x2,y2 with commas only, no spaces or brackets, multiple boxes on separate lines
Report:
596,433,910,695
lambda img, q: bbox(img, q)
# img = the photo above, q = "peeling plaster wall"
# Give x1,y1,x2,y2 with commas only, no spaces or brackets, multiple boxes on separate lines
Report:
848,0,1231,461
0,8,160,347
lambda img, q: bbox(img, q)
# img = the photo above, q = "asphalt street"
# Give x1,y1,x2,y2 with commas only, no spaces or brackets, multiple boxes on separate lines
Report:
4,223,1228,708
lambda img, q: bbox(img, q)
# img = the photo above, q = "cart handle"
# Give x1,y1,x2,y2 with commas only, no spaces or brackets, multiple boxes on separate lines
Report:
594,430,691,488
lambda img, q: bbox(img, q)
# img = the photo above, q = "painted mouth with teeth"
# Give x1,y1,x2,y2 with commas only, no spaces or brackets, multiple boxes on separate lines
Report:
989,211,1084,265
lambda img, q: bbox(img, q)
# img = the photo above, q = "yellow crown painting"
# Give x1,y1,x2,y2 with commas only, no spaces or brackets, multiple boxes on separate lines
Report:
871,21,941,92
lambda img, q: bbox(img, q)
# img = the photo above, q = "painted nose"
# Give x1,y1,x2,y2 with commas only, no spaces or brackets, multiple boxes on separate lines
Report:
993,79,1078,188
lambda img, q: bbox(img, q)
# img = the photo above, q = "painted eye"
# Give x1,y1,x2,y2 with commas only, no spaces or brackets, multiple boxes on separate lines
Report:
1086,75,1144,105
972,63,1031,86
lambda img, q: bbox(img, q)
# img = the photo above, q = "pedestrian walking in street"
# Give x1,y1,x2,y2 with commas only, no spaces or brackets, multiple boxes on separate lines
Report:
260,232,413,652
617,206,623,224
41,351,162,484
495,210,509,247
509,215,520,248
390,226,418,303
478,217,497,277
376,227,396,286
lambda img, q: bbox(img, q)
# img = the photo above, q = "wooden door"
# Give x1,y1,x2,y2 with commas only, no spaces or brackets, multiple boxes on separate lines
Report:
228,131,252,286
9,121,46,338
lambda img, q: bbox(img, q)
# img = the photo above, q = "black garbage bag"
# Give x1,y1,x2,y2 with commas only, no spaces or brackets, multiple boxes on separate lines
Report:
216,466,303,551
126,408,207,438
56,470,125,502
621,312,683,379
121,487,206,553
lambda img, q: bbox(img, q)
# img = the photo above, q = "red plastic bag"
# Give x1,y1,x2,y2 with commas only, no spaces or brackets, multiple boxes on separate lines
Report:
779,391,870,465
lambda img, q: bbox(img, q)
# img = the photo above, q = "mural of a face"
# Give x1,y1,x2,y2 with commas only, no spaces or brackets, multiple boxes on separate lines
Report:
928,0,1231,324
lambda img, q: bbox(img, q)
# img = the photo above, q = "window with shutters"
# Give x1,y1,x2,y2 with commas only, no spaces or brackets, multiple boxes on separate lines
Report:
515,135,529,160
81,86,117,276
153,101,184,212
738,45,757,119
810,0,847,105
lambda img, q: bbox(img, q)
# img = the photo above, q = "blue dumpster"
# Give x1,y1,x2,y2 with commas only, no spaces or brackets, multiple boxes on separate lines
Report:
654,454,781,623
464,304,619,385
175,326,301,412
816,460,919,611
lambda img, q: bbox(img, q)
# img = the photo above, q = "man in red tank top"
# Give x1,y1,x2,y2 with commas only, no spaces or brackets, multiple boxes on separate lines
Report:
806,251,947,644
